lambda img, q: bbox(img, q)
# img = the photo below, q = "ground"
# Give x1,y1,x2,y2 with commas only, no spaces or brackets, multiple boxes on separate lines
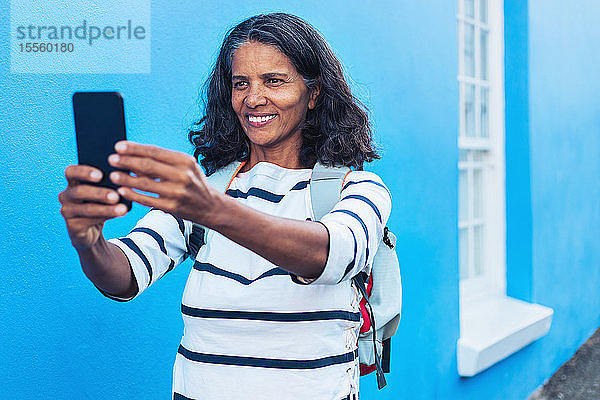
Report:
529,327,600,400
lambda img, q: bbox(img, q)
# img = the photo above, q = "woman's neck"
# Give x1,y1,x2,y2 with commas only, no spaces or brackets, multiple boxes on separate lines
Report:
240,144,307,172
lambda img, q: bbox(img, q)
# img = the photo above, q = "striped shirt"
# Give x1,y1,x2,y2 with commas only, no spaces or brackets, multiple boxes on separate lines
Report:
107,161,392,400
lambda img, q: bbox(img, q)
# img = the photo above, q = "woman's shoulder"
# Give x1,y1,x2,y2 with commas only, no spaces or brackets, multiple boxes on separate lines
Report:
344,169,387,188
344,169,384,182
342,169,391,200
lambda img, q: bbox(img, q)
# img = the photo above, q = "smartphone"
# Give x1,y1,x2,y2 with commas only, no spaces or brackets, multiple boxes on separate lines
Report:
72,91,132,211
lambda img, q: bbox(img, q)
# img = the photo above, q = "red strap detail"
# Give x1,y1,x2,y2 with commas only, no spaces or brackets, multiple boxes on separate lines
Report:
358,273,374,333
360,363,377,376
359,297,371,333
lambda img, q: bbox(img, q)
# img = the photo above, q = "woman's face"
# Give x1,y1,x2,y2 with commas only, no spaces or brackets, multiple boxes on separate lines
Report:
231,41,318,157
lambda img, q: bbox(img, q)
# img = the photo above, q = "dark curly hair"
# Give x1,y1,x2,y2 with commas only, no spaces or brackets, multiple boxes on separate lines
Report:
188,12,380,176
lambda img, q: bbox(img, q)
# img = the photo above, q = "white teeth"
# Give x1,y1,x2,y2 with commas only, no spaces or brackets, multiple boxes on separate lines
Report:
248,115,276,123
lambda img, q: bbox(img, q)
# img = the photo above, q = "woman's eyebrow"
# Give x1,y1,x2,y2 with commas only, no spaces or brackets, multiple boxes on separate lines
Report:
261,72,290,79
232,72,290,81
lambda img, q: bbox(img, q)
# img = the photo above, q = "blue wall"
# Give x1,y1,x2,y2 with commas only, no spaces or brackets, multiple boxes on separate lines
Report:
1,0,598,399
528,0,600,383
0,1,459,398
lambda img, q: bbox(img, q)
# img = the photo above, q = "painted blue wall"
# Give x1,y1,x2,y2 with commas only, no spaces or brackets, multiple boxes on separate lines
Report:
2,0,598,399
506,0,533,303
0,1,458,399
528,0,600,385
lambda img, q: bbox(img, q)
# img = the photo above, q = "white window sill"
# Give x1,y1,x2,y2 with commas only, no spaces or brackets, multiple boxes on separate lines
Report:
457,296,553,377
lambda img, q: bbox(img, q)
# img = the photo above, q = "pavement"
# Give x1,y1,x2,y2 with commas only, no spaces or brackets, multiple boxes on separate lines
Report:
528,327,600,400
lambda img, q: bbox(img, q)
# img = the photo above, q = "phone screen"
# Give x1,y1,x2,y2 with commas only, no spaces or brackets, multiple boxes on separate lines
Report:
72,91,132,210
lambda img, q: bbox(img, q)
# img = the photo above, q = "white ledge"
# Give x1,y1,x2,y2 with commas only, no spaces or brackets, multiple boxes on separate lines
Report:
457,296,553,377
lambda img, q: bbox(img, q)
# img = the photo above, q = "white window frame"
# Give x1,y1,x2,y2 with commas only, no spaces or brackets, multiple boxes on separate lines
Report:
456,0,553,377
457,0,506,305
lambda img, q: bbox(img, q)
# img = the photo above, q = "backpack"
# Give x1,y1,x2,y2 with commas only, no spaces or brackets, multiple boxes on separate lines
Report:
310,162,402,390
190,161,402,390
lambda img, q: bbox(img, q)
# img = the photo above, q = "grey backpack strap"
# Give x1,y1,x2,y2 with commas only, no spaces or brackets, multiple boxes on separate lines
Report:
189,161,243,258
310,162,351,220
207,161,244,192
311,162,395,389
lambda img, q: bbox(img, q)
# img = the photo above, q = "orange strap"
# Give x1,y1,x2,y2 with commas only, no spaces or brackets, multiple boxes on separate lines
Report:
340,169,352,193
224,161,247,192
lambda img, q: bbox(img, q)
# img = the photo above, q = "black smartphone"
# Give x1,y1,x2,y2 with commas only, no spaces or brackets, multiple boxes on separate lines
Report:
72,91,132,211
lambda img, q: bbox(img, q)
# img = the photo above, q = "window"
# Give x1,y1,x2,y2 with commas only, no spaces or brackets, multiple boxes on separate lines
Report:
457,0,505,302
456,0,553,377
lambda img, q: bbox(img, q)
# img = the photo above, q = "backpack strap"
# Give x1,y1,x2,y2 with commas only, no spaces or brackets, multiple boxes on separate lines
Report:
309,162,388,389
309,162,350,220
188,161,244,259
354,271,387,389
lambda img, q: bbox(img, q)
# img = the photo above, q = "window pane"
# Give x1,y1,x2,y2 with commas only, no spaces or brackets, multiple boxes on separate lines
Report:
464,24,475,77
473,224,484,276
459,169,468,222
459,228,469,279
465,0,474,18
480,87,489,138
479,0,488,23
464,83,476,137
472,150,485,161
480,30,488,80
457,0,504,289
473,168,483,219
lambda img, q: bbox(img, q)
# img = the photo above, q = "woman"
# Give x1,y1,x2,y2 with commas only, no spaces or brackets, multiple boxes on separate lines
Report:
59,13,391,400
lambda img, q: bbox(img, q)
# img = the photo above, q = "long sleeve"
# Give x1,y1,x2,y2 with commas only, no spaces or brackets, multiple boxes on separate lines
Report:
104,209,191,300
311,170,392,285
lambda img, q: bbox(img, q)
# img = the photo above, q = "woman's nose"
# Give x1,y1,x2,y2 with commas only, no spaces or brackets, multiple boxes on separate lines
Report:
244,84,268,108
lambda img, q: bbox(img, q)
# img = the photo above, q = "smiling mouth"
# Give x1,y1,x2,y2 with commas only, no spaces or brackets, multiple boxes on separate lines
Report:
247,114,277,127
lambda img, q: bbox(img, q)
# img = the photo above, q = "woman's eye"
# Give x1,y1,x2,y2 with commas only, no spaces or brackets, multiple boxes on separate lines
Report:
267,78,283,85
233,81,247,89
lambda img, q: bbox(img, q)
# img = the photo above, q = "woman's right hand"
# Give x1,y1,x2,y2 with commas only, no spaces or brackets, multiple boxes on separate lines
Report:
59,165,129,251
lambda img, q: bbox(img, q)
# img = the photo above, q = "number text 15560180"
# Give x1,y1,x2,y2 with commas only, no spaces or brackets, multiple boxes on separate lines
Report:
19,42,74,53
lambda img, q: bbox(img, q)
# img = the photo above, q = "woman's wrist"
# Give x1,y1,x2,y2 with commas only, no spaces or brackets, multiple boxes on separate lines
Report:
74,233,107,258
70,228,103,253
199,188,235,230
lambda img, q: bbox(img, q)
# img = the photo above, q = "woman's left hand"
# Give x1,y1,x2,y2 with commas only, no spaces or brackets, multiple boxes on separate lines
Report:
108,141,221,225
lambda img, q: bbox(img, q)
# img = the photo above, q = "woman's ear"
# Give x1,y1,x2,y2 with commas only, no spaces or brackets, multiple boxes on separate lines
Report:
308,80,321,110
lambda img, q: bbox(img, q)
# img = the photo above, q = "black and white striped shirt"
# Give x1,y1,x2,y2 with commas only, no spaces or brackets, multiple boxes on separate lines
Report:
108,161,391,399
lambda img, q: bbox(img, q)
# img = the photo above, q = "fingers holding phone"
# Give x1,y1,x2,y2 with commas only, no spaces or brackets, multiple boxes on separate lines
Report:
63,164,126,214
59,164,128,250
